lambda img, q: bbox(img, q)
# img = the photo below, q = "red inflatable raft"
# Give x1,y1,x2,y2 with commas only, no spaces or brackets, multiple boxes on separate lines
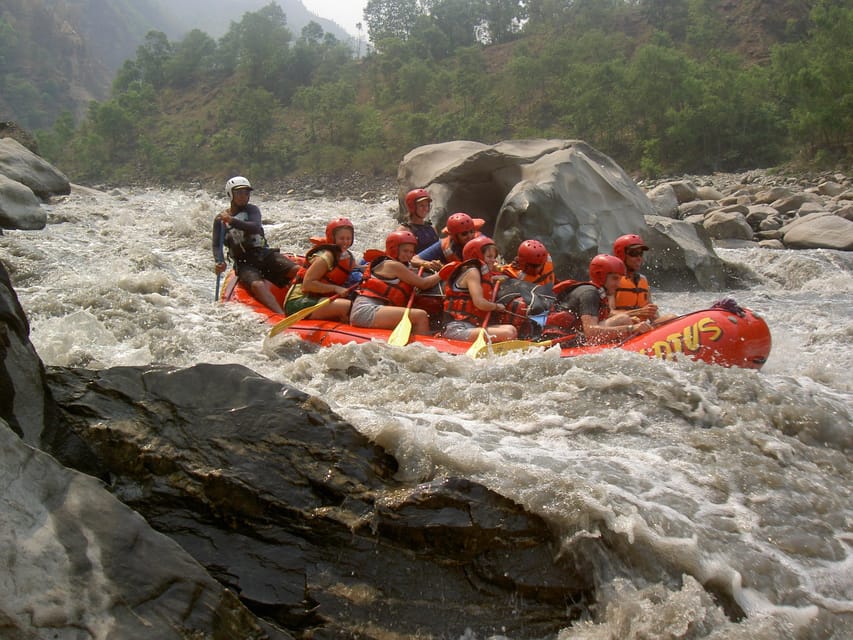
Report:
221,273,771,369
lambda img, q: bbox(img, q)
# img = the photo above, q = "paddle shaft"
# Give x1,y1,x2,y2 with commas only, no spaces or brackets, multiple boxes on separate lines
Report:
214,221,225,301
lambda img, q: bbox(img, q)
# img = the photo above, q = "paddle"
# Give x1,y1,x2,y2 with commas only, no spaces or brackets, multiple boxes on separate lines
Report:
387,267,424,347
268,283,359,338
473,334,578,357
214,221,225,302
465,280,500,357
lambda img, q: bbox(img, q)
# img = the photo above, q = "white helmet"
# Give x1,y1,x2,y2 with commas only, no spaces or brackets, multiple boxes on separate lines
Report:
225,176,252,198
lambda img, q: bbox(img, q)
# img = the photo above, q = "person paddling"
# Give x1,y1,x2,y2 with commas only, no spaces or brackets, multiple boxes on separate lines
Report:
212,176,298,314
350,230,441,335
440,235,517,343
283,218,356,322
556,254,653,345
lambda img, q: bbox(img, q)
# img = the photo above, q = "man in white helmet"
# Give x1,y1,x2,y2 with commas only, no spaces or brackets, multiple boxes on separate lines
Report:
212,176,298,314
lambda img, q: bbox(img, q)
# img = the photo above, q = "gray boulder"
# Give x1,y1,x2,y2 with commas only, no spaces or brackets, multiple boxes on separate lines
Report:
644,216,727,289
0,420,288,640
0,261,50,444
645,182,680,218
782,212,853,250
0,174,47,230
0,136,70,199
398,139,725,288
703,209,754,241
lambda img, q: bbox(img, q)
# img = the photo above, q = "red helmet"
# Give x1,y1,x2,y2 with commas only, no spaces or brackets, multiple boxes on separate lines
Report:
325,217,354,244
385,229,417,260
612,234,649,262
462,235,496,263
442,212,485,236
589,254,626,288
404,188,431,214
516,239,549,267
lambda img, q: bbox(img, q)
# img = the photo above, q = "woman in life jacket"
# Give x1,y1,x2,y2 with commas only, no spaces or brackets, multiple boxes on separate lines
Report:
500,239,556,285
411,212,485,272
350,230,442,334
556,254,652,345
399,188,440,253
440,235,518,343
611,234,676,323
284,217,356,321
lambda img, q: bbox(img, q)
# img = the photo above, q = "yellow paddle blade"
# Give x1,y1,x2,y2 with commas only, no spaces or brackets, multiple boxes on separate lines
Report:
268,297,332,337
387,308,413,346
474,338,554,357
465,328,488,357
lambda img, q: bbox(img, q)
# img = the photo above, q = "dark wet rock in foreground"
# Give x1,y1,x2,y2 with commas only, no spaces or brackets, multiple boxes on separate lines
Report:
45,363,595,638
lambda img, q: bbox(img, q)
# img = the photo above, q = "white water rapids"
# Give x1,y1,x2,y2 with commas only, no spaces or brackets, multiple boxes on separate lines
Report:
2,186,851,639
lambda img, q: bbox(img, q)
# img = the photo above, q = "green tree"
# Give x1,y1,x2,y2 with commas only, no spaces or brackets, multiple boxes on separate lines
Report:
364,0,423,45
164,29,217,88
136,31,173,90
771,0,853,156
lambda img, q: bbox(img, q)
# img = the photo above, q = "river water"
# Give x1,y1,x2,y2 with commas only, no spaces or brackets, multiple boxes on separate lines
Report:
2,186,851,639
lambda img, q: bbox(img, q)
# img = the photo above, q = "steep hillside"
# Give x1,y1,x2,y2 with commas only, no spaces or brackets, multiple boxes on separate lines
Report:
0,0,351,129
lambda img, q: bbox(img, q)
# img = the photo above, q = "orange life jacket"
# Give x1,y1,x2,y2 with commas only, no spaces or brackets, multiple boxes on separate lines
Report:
500,258,556,285
440,236,465,263
443,260,494,324
296,244,355,286
613,273,650,310
358,256,413,307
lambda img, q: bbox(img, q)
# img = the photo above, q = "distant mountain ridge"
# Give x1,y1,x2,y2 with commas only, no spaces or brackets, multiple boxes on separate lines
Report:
0,0,351,128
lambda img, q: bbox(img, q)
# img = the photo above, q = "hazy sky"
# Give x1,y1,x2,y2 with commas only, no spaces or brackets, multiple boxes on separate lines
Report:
302,0,368,36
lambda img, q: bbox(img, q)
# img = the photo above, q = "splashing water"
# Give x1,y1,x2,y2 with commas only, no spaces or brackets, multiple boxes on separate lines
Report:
2,186,851,639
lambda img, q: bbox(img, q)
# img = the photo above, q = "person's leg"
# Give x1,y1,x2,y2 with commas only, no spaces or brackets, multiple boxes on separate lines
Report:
487,324,518,341
237,265,285,314
308,299,351,322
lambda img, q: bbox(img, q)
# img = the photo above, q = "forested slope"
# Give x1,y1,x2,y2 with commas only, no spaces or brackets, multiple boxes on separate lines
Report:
30,0,853,184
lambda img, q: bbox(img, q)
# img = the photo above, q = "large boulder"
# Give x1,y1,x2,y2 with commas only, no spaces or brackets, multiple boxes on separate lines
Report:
0,136,70,200
0,419,288,640
0,261,51,444
0,174,47,230
782,212,853,250
398,139,725,288
46,363,596,638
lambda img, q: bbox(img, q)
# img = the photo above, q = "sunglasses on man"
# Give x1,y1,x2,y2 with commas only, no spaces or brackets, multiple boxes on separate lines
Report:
626,247,647,257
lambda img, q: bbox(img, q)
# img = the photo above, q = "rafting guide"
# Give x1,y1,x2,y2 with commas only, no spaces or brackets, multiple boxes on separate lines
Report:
212,176,298,314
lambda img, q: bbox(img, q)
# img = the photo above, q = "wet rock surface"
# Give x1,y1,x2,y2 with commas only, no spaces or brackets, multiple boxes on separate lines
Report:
44,363,595,638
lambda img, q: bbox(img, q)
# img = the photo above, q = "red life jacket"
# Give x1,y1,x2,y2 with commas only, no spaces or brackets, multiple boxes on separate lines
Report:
614,273,650,310
443,260,494,324
500,258,556,285
296,244,355,286
440,236,465,263
358,256,413,306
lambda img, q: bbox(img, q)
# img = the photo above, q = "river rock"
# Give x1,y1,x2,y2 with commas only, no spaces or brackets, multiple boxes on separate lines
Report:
703,209,754,241
645,182,680,217
0,261,50,443
0,174,47,230
0,420,288,640
0,136,70,200
398,139,726,288
781,212,853,250
45,363,596,639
